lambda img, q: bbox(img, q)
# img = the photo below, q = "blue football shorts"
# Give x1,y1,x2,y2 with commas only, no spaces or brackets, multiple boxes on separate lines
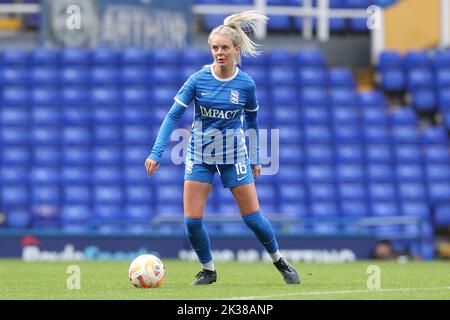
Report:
184,158,254,188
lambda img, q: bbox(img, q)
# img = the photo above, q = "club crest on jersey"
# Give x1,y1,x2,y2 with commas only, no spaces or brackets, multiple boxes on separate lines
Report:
230,90,239,104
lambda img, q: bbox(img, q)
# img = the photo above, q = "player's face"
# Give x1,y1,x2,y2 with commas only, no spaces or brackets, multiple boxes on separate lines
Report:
210,34,238,69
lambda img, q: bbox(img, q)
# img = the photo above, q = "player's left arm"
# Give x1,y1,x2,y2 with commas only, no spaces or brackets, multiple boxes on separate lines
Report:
244,82,261,178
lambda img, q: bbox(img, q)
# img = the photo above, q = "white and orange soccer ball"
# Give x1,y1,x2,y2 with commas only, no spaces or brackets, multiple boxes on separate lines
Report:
128,254,166,288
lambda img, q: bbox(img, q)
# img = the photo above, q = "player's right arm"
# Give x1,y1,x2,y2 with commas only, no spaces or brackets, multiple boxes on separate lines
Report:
145,74,196,176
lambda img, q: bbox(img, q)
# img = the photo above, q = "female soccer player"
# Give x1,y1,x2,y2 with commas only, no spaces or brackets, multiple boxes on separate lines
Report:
145,11,300,286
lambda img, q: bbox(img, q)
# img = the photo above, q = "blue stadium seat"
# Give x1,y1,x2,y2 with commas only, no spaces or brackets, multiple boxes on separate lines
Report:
61,205,92,224
122,87,149,107
149,66,180,86
63,126,91,145
436,68,450,88
380,69,406,92
277,165,305,183
92,166,122,184
377,50,403,70
61,166,90,184
125,185,153,204
90,87,120,106
335,144,364,163
123,166,149,184
91,47,119,66
338,182,367,201
365,144,393,163
305,144,334,163
125,204,154,221
412,89,436,112
152,85,178,106
123,125,153,145
157,185,183,204
389,108,418,125
344,0,370,8
407,68,434,90
64,185,91,204
371,201,400,216
0,68,28,85
278,125,303,143
60,67,89,86
340,201,369,217
94,125,121,145
181,47,211,66
400,201,429,218
153,166,184,184
359,90,388,108
279,183,306,202
434,203,450,226
405,51,432,69
120,67,148,86
303,106,330,124
304,124,332,143
1,146,30,165
368,182,397,201
6,209,31,228
31,166,59,184
32,146,59,165
308,182,337,201
279,144,304,164
63,146,91,166
366,164,394,182
311,223,339,235
93,146,122,165
267,15,291,32
1,106,29,126
123,145,148,165
1,126,29,145
336,163,364,182
395,163,424,182
279,202,308,218
2,86,29,107
428,182,450,204
391,125,420,144
267,49,294,66
296,49,326,67
270,86,298,106
62,87,89,107
422,126,449,145
425,163,450,182
434,49,450,68
242,66,266,85
61,48,89,66
331,106,359,124
30,67,59,86
0,48,29,66
121,47,149,66
398,182,427,202
256,184,277,205
363,125,391,143
438,88,450,110
93,105,122,125
297,67,328,87
32,127,60,145
306,164,335,182
268,67,296,85
90,67,119,86
333,124,361,143
300,87,328,106
328,68,355,87
394,144,422,163
349,18,368,32
2,185,29,205
151,48,179,66
31,47,60,66
361,106,388,125
273,106,302,125
94,185,123,204
329,88,357,107
424,145,450,163
31,185,60,204
310,201,339,217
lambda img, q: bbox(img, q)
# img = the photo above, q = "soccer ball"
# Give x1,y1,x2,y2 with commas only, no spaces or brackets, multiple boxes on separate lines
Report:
128,254,166,288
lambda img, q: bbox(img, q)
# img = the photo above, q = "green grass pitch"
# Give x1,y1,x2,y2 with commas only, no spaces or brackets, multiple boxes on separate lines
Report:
0,259,449,300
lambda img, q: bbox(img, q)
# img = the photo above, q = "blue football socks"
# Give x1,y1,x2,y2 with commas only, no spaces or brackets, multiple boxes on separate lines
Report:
184,217,213,267
242,210,280,255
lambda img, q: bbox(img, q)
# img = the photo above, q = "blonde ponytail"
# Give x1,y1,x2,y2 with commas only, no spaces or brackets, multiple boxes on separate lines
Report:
208,10,268,65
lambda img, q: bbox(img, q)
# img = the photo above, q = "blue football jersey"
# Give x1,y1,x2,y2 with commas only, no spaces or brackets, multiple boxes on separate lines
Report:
174,65,259,165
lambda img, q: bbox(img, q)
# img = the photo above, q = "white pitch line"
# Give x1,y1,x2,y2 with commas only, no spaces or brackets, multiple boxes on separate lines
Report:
223,286,450,300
